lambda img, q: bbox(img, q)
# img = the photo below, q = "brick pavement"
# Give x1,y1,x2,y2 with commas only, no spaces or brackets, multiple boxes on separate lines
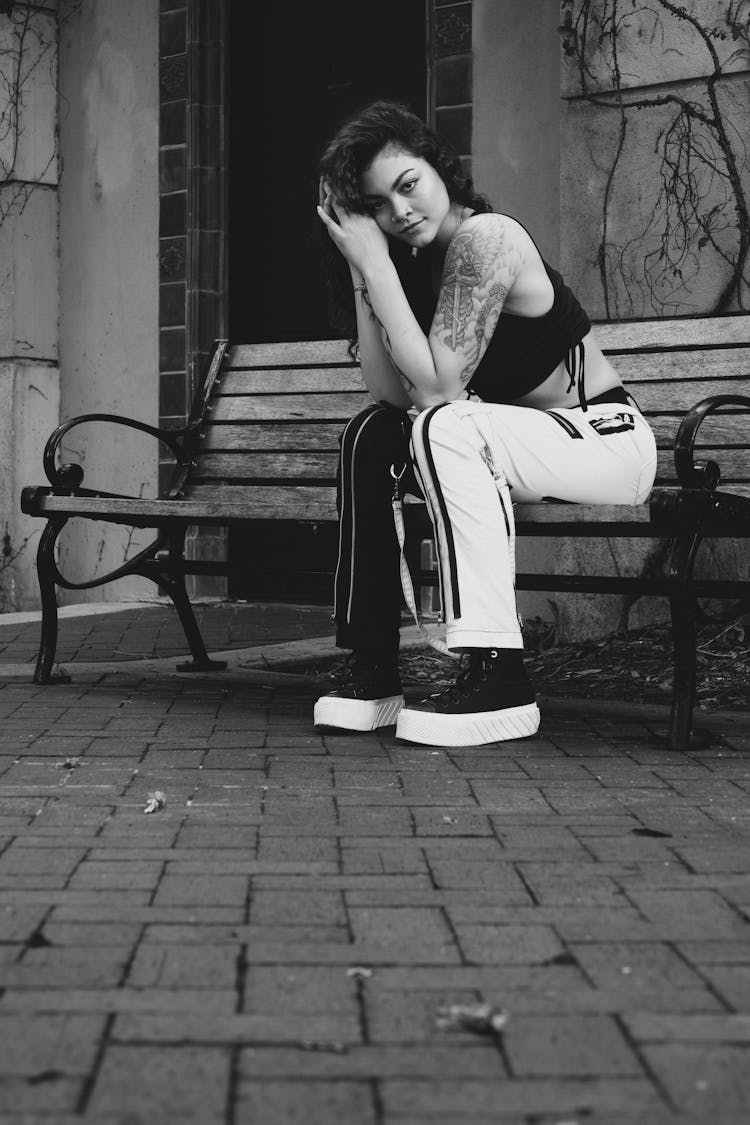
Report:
0,603,749,1123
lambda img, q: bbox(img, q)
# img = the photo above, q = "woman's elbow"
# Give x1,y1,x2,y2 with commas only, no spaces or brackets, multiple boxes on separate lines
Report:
411,391,449,412
412,384,463,411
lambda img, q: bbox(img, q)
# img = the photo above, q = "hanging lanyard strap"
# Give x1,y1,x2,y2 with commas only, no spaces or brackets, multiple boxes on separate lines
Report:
390,416,519,658
390,465,455,658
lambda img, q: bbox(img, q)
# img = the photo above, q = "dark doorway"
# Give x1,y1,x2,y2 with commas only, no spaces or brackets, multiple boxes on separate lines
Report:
227,0,427,343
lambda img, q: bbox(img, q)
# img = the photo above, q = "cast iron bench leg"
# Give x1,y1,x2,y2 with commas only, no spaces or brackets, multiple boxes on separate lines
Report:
155,530,227,673
668,587,697,750
666,504,704,750
32,518,71,685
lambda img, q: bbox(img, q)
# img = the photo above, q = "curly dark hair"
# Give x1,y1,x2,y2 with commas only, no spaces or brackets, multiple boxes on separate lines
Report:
315,100,491,344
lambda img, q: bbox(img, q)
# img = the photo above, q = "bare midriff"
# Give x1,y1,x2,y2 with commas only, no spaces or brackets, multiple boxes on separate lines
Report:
510,331,623,411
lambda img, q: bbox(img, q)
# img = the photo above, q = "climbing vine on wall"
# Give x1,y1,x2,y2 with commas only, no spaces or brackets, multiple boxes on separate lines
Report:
0,0,81,226
561,0,750,317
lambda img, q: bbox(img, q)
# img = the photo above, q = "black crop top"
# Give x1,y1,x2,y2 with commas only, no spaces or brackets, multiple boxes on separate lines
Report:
400,216,592,408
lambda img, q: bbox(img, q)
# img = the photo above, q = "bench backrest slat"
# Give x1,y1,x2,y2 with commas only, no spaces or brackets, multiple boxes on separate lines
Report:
199,422,345,451
209,392,368,423
193,452,339,481
605,348,750,384
633,378,750,413
217,368,364,394
594,315,750,349
226,341,354,367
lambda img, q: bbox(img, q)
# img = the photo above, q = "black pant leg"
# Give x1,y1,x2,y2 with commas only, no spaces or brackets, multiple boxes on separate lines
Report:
334,405,412,655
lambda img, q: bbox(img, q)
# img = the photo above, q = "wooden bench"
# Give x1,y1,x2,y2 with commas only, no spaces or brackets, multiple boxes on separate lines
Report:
20,316,750,749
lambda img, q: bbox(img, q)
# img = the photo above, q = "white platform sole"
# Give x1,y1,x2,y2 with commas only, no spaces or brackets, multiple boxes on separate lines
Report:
395,701,540,747
314,693,405,732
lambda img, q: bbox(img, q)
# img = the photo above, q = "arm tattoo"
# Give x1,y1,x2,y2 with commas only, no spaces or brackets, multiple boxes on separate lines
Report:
434,219,518,385
382,325,416,392
437,234,480,350
459,281,508,384
356,284,377,324
355,283,413,390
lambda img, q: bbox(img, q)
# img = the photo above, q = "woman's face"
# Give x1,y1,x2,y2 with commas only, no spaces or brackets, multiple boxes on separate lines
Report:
360,145,456,251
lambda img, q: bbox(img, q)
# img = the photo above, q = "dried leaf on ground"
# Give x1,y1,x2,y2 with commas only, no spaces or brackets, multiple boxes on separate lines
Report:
280,616,750,712
144,791,166,814
436,1002,508,1036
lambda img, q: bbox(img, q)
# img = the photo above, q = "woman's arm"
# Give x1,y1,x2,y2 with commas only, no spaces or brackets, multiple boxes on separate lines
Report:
428,215,524,396
318,201,524,409
318,183,412,409
364,215,524,407
350,269,414,409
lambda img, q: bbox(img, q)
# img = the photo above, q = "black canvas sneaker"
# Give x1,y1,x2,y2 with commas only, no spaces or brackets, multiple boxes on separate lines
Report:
314,653,404,731
395,649,539,746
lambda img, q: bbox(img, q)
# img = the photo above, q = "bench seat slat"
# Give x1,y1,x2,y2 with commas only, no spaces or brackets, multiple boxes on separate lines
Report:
26,485,750,533
32,492,654,529
28,489,339,523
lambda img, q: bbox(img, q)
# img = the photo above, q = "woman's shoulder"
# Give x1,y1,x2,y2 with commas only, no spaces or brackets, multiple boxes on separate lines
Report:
453,213,544,277
460,211,537,245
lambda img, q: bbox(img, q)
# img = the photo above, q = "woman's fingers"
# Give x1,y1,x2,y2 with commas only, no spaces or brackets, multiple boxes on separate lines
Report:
316,204,333,227
330,194,348,219
316,205,342,239
318,177,332,209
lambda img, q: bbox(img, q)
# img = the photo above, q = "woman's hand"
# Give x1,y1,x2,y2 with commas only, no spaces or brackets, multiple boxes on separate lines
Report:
317,180,389,276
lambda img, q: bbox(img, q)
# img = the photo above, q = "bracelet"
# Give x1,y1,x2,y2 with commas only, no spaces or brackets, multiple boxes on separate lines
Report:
353,283,368,296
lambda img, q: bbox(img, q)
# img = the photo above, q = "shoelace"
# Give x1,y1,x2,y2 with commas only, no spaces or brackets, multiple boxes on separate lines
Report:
331,652,364,685
426,654,485,703
330,653,390,694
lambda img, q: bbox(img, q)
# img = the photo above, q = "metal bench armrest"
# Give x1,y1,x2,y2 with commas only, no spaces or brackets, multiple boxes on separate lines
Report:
674,394,750,490
41,413,193,496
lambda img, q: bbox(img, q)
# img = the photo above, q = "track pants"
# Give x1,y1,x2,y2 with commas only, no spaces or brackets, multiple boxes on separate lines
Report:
334,396,657,654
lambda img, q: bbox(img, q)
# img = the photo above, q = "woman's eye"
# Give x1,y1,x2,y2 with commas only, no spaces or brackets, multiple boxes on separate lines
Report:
370,201,384,213
402,180,417,193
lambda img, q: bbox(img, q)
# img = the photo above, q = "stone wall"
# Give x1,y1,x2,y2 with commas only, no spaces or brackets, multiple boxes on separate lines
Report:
472,0,561,262
560,0,750,318
544,0,750,641
0,1,60,610
56,0,160,603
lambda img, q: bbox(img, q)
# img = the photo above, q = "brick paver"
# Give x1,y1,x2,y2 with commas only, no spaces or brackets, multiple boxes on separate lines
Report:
0,603,749,1122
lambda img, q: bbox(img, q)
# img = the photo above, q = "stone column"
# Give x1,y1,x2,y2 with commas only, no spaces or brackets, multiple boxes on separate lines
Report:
0,2,60,611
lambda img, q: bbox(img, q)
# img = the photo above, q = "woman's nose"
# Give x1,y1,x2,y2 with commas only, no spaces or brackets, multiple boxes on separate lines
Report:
391,202,412,224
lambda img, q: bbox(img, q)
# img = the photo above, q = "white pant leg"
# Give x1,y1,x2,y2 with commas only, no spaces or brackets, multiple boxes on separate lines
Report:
409,399,657,652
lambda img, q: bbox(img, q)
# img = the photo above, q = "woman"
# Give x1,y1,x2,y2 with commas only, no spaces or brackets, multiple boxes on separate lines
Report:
313,101,657,747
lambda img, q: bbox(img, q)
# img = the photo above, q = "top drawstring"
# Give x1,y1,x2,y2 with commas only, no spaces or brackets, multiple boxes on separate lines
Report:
565,341,587,411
